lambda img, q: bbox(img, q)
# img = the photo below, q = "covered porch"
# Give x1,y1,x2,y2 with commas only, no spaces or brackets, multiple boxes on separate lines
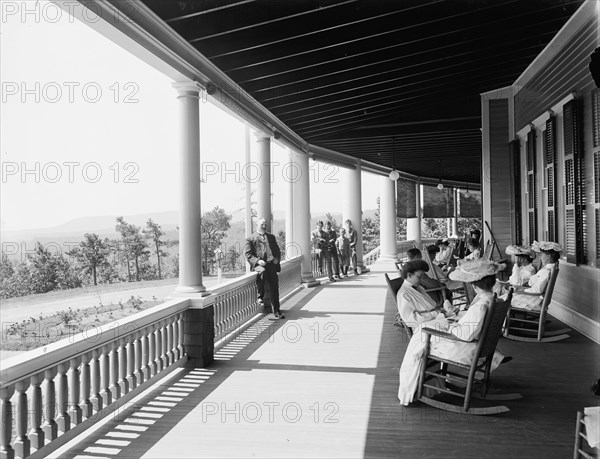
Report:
46,260,599,458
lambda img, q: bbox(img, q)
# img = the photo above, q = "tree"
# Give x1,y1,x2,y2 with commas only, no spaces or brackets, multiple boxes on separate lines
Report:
115,217,150,281
276,230,286,260
421,218,448,238
226,246,241,272
115,217,133,281
324,212,339,230
68,233,111,286
144,218,168,280
24,243,81,295
362,217,380,253
362,196,381,253
201,206,232,275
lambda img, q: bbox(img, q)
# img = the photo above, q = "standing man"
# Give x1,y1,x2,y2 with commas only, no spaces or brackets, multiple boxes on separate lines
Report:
345,219,359,275
244,217,285,319
311,220,326,274
325,221,340,280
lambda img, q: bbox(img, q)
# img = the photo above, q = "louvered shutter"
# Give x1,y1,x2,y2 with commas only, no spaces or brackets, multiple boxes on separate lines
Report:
594,89,600,266
563,99,584,264
509,139,522,245
526,129,537,244
545,117,557,242
593,89,600,149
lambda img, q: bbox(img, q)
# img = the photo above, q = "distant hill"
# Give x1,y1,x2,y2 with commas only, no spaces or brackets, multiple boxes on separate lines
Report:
2,211,180,241
2,208,378,262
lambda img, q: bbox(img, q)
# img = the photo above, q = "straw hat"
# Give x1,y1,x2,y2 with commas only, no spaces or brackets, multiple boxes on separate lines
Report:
532,240,562,253
449,259,506,283
505,244,536,258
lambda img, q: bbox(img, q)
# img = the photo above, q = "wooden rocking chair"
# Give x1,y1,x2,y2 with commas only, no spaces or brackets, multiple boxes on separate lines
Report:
574,410,600,458
394,260,403,275
384,273,413,339
504,261,571,342
416,291,521,415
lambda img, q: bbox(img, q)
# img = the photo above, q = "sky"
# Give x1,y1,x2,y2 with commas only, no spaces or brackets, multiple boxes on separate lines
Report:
0,0,381,233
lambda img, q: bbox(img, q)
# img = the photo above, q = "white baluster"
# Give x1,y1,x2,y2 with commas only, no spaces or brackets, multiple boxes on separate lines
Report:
0,385,15,459
41,368,58,441
28,373,44,451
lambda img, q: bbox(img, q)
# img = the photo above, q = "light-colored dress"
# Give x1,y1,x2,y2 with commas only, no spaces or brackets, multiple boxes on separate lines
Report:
510,263,553,311
397,291,505,405
508,263,536,286
396,281,444,331
434,247,452,265
464,248,481,260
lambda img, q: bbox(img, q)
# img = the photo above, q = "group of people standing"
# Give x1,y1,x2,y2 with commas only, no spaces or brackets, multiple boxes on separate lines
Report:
311,219,359,282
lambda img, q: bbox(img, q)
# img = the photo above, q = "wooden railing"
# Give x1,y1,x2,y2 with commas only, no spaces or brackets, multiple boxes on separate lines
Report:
0,298,189,459
212,255,302,341
363,246,380,266
0,256,303,459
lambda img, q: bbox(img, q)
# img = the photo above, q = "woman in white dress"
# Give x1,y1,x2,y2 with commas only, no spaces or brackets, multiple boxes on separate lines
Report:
510,241,561,312
494,245,537,297
505,245,537,286
396,259,449,332
463,238,481,260
398,259,508,406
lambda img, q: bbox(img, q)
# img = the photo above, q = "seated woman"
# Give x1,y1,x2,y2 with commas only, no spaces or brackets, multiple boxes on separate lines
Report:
434,238,452,266
398,259,508,406
463,238,481,260
405,248,452,306
510,241,561,312
505,245,537,286
396,259,451,332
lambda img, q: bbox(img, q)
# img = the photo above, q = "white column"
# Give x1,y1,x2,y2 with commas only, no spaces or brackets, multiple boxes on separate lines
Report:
379,175,397,260
285,149,295,259
406,181,422,247
256,133,272,231
291,149,318,285
343,160,367,271
245,126,252,273
172,82,206,294
451,188,459,238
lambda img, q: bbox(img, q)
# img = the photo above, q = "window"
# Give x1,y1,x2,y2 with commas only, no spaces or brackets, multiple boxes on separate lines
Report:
526,129,538,243
563,99,585,265
593,89,600,266
544,116,557,242
509,139,522,245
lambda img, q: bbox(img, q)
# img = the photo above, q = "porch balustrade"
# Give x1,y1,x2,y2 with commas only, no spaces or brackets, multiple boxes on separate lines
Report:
0,256,303,459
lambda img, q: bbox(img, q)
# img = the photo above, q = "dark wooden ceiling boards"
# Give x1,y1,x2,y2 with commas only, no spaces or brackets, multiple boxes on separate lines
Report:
142,0,584,184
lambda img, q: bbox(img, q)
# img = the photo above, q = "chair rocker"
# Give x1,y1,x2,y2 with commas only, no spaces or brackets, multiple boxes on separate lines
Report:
384,273,413,339
416,292,521,415
504,261,570,342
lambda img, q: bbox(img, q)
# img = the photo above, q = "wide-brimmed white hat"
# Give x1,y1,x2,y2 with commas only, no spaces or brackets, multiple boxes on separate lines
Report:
532,240,562,253
449,259,506,283
505,244,535,257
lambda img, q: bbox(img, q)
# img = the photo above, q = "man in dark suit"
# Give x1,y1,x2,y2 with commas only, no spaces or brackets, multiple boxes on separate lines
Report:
244,217,285,319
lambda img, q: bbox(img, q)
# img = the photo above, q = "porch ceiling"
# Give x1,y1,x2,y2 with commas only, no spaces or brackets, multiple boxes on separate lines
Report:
140,0,584,184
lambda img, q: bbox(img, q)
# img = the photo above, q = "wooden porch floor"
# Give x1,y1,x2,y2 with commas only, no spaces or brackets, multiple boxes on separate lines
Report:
55,260,599,459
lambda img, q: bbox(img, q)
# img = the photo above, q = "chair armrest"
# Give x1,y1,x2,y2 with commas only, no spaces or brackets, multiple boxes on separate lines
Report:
423,287,445,293
421,327,462,341
514,289,542,297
